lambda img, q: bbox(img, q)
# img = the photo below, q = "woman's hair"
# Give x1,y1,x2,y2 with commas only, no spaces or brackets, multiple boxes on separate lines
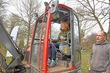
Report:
60,21,70,31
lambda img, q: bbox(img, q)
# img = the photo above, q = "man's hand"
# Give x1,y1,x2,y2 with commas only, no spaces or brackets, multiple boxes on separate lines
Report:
102,72,105,73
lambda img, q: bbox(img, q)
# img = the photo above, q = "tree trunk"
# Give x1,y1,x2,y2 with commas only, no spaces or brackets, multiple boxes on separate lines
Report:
93,13,104,31
26,23,31,48
107,0,110,43
107,24,110,43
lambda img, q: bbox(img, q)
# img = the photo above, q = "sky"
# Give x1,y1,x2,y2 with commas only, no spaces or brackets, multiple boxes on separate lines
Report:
86,22,109,36
7,0,79,14
7,0,109,36
6,0,18,15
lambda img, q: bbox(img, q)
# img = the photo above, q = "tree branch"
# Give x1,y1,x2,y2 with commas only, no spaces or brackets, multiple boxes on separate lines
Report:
96,0,109,4
77,0,91,11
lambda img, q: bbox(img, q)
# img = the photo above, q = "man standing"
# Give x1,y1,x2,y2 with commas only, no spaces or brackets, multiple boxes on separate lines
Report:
89,31,110,73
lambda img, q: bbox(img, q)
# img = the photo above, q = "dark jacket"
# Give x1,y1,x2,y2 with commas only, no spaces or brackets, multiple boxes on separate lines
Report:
90,40,110,72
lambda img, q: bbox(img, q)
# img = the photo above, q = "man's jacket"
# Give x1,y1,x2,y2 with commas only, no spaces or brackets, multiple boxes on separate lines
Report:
90,40,110,72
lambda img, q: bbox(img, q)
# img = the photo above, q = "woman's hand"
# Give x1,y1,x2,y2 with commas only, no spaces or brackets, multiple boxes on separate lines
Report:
89,67,90,70
60,36,66,40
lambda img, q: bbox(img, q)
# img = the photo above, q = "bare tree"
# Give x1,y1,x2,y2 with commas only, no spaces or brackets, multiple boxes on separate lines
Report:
8,14,22,33
0,0,7,19
76,0,109,32
81,33,96,51
11,0,39,47
105,0,110,42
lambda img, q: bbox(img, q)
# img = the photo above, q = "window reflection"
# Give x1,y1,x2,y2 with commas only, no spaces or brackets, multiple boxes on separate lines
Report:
31,16,47,69
51,22,61,39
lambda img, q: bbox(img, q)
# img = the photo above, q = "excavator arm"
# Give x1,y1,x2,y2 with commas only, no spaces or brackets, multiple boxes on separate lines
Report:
0,20,25,73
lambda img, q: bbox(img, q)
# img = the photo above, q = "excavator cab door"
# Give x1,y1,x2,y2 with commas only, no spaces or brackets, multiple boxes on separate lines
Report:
69,10,81,73
30,14,48,73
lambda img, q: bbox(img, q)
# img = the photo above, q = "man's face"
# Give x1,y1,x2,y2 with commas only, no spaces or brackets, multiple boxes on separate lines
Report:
96,32,105,42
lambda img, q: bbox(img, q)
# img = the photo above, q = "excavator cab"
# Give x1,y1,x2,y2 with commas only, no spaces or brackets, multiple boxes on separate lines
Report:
28,1,81,73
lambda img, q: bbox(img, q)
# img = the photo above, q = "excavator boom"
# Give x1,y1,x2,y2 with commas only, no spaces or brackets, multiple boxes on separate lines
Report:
0,19,25,73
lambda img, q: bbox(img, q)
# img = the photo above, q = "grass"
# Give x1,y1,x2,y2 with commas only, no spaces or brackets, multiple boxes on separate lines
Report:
0,49,6,56
0,49,12,64
81,51,90,73
0,49,26,64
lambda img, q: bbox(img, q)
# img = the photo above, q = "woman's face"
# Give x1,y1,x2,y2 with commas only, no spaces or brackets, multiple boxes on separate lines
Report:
60,24,65,30
60,22,70,31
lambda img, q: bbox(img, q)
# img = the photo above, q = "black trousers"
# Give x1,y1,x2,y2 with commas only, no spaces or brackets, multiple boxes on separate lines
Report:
89,70,105,73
